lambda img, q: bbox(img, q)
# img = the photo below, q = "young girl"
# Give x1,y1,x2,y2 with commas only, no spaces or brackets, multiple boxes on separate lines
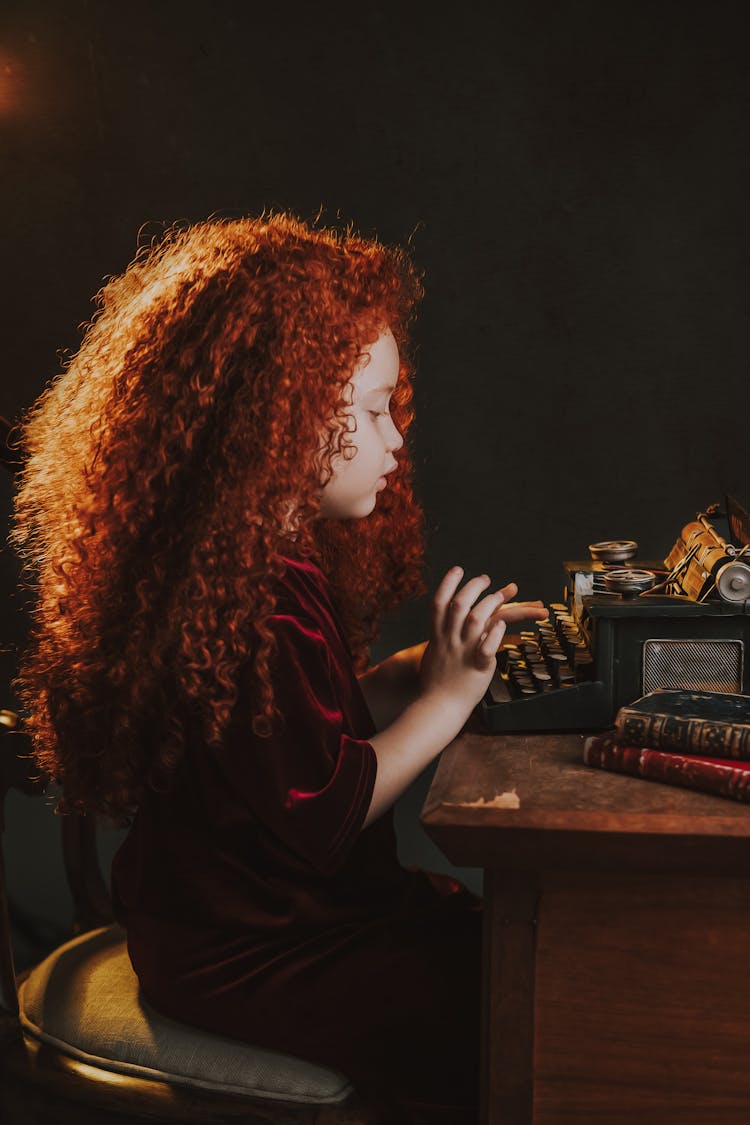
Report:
10,212,546,1123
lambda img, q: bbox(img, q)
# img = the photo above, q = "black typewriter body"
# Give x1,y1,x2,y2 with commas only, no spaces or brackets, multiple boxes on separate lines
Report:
479,496,750,734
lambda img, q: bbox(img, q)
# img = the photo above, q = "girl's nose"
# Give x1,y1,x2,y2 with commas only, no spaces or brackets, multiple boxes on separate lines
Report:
388,418,404,452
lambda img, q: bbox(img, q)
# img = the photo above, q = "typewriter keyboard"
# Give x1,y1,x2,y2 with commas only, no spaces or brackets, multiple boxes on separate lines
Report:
498,603,595,698
482,597,610,731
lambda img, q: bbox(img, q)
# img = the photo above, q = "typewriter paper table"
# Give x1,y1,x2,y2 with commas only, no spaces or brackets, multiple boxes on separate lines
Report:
420,725,750,1125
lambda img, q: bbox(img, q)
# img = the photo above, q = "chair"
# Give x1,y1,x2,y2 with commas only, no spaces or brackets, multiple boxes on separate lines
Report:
0,719,382,1125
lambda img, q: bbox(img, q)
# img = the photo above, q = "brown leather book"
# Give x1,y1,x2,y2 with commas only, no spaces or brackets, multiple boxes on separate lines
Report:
614,689,750,760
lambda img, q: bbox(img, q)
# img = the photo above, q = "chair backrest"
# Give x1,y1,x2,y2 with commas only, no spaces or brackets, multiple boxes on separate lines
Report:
0,718,113,1029
0,723,43,1023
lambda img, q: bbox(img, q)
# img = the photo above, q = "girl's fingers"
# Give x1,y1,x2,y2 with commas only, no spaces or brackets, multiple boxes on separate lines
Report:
431,566,466,635
488,603,550,625
433,570,531,650
478,615,507,659
461,588,506,644
447,574,498,645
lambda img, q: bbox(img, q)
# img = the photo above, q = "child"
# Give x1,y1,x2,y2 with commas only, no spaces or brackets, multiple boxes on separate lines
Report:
10,212,546,1123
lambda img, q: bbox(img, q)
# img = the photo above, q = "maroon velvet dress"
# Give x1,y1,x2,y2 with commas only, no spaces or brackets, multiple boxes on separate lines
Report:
111,554,481,1120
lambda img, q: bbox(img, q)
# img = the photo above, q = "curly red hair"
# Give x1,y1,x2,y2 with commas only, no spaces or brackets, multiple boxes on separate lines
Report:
9,211,427,822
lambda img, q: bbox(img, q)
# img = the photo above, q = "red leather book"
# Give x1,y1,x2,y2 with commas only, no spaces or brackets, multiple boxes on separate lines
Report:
583,733,750,803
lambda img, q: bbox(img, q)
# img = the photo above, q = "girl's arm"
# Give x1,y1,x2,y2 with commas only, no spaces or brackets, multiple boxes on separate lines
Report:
357,641,427,731
361,576,548,828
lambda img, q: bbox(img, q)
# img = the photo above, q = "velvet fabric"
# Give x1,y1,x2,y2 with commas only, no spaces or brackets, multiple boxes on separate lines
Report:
111,554,481,1122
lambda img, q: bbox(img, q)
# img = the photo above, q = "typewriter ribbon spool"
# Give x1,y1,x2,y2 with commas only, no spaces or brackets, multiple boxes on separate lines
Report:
602,568,657,596
588,540,638,564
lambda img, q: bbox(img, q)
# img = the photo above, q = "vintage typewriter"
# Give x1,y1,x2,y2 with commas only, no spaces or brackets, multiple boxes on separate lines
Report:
479,495,750,733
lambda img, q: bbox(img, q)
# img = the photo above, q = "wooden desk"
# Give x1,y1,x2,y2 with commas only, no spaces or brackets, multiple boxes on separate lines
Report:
420,727,750,1125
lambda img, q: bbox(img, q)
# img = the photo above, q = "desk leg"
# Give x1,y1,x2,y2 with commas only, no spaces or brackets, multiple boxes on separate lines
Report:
481,871,538,1125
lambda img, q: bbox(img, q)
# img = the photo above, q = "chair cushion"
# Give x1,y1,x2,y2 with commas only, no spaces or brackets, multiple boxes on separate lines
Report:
18,923,352,1104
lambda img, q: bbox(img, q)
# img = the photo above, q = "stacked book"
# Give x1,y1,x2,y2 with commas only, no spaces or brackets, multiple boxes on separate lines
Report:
583,689,750,803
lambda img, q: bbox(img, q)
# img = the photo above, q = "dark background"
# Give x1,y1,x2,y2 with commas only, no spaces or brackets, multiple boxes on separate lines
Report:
2,0,749,957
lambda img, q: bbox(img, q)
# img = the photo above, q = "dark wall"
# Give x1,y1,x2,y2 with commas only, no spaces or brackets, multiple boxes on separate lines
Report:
2,0,750,936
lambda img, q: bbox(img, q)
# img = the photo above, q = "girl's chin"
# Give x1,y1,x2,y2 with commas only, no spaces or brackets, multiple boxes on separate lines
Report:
319,487,381,520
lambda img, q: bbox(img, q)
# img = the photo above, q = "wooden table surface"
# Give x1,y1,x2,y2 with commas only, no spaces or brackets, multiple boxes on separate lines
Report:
421,723,750,875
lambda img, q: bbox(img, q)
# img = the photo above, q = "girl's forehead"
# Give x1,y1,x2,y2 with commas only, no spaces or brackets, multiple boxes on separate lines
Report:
352,329,399,389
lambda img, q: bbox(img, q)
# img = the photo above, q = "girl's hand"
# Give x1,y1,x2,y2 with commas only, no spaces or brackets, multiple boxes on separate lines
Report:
418,567,545,715
486,598,549,629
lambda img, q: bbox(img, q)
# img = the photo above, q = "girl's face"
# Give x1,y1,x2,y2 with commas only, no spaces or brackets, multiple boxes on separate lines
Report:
319,328,404,520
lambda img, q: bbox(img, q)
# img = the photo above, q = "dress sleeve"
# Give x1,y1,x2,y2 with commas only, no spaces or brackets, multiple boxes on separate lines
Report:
215,613,377,876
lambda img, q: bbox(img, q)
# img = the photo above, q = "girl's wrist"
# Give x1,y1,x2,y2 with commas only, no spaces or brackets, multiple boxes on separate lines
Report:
415,686,472,732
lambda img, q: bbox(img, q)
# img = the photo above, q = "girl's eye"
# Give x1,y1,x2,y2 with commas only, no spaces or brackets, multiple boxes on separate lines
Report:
369,410,389,419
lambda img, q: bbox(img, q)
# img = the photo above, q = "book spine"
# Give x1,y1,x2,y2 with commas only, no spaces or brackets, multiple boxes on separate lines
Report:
583,734,750,803
615,710,750,760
